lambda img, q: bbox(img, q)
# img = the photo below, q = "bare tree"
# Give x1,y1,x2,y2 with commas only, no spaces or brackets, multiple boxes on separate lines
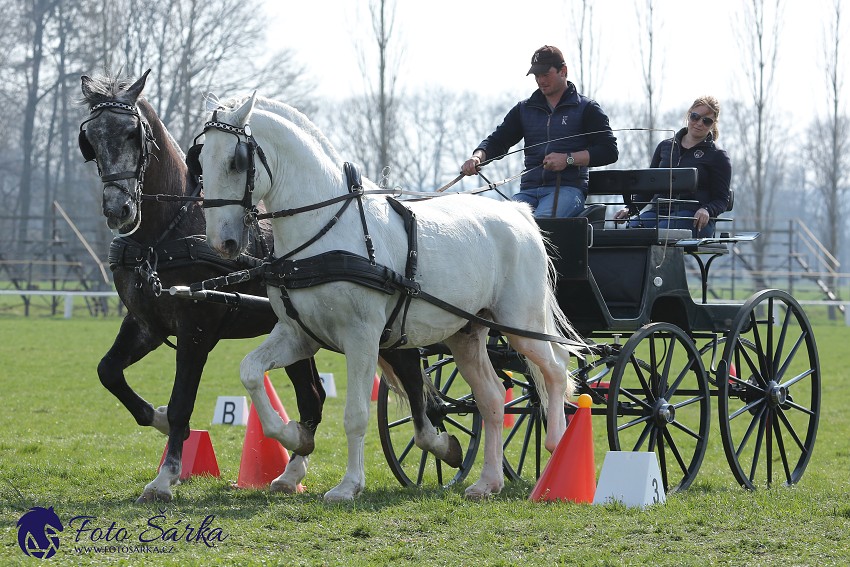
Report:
730,0,785,283
804,0,849,308
340,0,403,181
17,0,60,254
635,0,663,159
568,0,603,96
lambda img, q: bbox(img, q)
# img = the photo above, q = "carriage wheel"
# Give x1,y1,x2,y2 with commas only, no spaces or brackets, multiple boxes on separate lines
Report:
499,367,544,482
718,289,821,490
377,354,482,488
607,322,711,493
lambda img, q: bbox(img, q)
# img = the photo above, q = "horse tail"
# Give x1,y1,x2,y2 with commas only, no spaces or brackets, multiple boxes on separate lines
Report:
376,354,439,408
519,235,586,413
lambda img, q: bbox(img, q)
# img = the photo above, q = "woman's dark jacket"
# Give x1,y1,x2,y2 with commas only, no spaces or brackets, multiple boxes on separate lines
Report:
643,127,731,217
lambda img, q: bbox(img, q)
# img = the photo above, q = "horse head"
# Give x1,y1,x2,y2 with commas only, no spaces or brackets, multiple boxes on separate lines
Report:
79,69,156,232
192,93,262,259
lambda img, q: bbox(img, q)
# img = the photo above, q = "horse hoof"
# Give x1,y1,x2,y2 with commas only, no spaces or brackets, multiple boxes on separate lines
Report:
323,483,362,503
270,479,299,494
443,435,463,468
463,487,492,501
135,489,172,504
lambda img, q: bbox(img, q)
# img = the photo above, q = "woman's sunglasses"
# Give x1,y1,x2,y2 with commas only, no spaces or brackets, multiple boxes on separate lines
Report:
689,112,715,126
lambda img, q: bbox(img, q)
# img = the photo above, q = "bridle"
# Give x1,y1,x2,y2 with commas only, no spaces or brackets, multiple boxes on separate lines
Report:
185,114,275,260
186,116,274,225
79,100,158,235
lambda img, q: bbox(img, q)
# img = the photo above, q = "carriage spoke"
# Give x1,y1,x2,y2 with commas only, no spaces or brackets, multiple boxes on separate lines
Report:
630,355,655,402
658,433,669,490
631,421,654,451
617,387,654,411
665,361,693,399
772,413,793,484
516,413,537,477
766,413,773,485
618,413,653,434
775,333,807,384
397,437,416,464
729,398,764,421
735,337,767,387
660,335,676,396
503,412,528,446
766,297,775,378
771,303,793,377
775,407,808,453
668,417,702,441
443,416,476,438
733,404,765,458
662,427,689,476
746,410,768,483
387,415,414,429
416,450,428,485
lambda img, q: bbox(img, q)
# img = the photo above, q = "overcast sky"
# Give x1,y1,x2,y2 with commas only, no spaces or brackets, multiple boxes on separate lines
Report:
262,0,838,132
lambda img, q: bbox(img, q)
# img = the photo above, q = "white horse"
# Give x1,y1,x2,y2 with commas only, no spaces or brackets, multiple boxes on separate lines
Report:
196,93,582,501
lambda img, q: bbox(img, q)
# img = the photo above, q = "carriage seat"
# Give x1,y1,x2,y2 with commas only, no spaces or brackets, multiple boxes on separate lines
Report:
577,203,606,228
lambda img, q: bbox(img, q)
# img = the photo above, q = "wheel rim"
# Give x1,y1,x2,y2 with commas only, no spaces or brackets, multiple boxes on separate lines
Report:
377,354,482,488
718,289,821,489
608,322,710,493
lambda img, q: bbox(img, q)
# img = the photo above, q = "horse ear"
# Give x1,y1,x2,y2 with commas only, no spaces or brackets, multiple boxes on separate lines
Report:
81,75,95,99
233,93,256,127
125,69,151,103
204,93,221,112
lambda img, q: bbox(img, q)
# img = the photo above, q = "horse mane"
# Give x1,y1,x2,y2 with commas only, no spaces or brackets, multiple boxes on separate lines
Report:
77,72,132,106
211,94,342,163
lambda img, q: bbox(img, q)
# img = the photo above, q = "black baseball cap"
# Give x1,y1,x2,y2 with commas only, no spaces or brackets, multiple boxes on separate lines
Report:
527,45,565,75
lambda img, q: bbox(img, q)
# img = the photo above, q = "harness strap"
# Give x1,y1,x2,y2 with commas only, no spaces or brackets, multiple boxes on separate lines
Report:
109,235,265,274
346,162,377,265
381,197,419,347
412,287,585,347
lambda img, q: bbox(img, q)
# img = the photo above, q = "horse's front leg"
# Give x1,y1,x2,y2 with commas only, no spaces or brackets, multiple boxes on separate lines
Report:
323,345,381,502
240,322,318,492
137,324,213,503
98,315,164,430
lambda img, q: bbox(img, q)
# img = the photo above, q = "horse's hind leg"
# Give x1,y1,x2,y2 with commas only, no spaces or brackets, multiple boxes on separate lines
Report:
445,331,505,500
508,336,573,453
269,357,324,494
378,349,462,468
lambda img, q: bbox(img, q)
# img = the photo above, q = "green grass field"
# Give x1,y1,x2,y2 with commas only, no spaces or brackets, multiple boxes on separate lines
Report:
1,317,849,566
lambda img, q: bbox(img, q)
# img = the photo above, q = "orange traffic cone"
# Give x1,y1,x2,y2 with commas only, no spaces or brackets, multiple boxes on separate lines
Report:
504,385,515,428
371,373,381,402
235,373,303,491
529,393,596,503
159,429,220,480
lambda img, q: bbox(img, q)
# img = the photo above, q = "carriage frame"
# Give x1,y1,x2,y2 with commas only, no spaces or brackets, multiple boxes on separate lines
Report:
376,167,821,494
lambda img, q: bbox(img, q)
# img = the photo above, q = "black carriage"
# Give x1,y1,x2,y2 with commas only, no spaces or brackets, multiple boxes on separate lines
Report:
377,168,821,494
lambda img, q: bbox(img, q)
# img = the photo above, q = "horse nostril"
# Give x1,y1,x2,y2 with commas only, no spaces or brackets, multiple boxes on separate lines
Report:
223,239,239,256
121,205,132,221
